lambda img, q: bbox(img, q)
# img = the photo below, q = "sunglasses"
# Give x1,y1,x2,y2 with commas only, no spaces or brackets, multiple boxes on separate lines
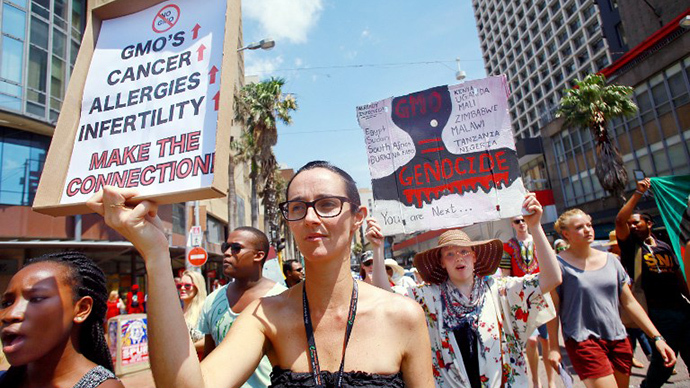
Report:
512,219,525,225
176,283,194,291
362,260,373,267
221,242,253,254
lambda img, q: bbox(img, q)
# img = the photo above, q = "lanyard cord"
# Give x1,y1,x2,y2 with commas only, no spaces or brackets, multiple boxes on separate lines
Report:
302,279,358,388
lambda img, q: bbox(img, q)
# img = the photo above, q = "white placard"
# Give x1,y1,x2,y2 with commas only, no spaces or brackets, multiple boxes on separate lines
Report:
357,76,526,235
60,0,227,204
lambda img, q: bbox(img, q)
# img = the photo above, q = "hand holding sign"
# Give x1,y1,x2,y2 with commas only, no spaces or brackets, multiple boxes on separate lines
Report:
87,186,168,260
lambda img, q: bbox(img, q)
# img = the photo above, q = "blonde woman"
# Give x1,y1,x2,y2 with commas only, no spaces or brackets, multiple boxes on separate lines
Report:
548,209,675,388
178,269,207,355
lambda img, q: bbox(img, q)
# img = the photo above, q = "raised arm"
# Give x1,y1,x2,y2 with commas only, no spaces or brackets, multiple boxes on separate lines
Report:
365,217,393,292
615,178,650,241
87,186,265,388
522,193,562,293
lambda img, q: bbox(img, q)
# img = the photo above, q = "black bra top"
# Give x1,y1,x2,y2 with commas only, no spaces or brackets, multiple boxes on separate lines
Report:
270,367,404,388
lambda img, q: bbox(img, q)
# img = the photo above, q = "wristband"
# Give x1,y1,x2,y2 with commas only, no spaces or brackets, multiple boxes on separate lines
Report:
653,335,665,342
635,190,645,196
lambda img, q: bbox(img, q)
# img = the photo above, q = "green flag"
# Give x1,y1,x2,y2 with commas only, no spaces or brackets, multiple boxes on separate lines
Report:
650,175,690,275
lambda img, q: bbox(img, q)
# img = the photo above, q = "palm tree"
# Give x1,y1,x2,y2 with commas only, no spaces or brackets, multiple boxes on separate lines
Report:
556,74,638,202
234,77,298,228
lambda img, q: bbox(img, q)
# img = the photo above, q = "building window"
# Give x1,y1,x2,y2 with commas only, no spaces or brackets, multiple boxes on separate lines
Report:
0,126,49,205
172,203,185,235
206,215,225,244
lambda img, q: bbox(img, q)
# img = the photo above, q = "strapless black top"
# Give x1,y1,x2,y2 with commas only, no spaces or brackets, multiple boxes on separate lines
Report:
270,367,404,388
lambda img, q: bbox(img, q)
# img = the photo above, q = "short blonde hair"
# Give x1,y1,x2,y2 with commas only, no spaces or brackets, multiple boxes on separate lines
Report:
554,208,590,235
181,270,207,328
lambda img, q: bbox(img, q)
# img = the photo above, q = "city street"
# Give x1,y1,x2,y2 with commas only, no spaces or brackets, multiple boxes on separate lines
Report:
120,345,690,388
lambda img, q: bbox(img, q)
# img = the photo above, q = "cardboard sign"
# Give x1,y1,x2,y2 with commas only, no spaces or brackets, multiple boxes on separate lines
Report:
357,76,526,235
33,0,240,216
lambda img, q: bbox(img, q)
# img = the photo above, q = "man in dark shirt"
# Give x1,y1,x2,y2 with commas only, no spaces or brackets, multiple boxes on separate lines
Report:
616,178,690,388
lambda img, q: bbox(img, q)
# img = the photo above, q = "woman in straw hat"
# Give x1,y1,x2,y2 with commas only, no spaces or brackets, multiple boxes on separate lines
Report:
547,209,675,388
367,193,562,388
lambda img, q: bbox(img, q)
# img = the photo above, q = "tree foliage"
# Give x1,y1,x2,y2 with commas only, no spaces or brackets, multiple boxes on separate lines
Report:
233,77,297,230
556,74,638,201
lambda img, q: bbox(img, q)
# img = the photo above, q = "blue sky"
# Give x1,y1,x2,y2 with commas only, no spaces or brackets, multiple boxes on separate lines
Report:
241,0,487,188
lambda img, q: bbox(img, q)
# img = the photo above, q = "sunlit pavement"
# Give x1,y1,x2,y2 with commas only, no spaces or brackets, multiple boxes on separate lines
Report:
118,343,690,388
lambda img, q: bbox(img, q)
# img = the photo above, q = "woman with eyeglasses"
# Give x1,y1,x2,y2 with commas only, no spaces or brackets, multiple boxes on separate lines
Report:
366,193,562,388
178,270,207,357
87,160,433,388
546,209,676,388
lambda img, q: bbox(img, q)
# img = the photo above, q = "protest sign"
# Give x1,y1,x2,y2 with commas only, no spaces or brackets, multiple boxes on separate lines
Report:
33,0,239,216
357,76,526,235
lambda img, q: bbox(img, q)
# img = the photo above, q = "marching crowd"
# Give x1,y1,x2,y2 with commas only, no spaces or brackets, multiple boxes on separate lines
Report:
0,161,688,388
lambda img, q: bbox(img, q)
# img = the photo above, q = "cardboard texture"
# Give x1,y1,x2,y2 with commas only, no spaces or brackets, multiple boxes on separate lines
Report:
33,0,237,216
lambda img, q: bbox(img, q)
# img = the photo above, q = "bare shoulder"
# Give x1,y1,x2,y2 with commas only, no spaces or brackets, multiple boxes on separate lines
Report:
358,281,424,327
98,378,125,388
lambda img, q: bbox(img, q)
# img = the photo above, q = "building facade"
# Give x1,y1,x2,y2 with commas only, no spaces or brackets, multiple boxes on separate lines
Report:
472,0,689,235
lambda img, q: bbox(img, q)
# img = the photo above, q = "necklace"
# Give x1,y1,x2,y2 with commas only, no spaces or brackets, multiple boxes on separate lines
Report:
440,277,486,331
302,279,358,388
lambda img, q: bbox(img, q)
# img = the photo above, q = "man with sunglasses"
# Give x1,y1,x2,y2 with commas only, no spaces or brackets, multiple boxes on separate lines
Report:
500,215,556,388
282,259,304,288
197,226,286,388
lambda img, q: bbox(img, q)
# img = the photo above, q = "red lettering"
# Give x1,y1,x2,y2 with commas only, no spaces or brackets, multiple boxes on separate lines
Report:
408,94,426,116
394,97,409,118
441,159,453,179
413,164,423,185
187,131,200,151
126,168,140,187
424,161,441,182
479,153,494,173
89,152,108,170
429,91,442,113
454,157,466,174
107,149,121,167
176,158,193,179
399,166,412,186
141,165,156,185
66,178,81,196
495,151,508,171
80,176,96,194
467,156,476,174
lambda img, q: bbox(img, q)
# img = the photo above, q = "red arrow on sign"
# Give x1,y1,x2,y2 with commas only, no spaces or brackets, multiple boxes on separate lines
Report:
209,66,219,84
212,91,220,111
192,23,201,39
196,44,206,61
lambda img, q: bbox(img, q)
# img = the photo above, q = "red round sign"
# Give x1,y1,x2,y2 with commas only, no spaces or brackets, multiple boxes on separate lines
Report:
152,4,180,33
187,247,207,267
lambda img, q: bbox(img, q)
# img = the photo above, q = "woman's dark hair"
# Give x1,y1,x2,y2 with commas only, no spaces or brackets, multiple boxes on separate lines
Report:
285,161,361,211
24,251,114,371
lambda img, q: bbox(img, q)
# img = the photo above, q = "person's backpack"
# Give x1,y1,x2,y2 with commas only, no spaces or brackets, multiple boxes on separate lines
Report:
131,293,140,308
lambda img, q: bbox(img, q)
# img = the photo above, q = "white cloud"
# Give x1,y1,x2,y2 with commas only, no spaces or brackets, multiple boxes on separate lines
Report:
361,28,370,38
243,0,323,44
294,58,303,67
245,54,284,77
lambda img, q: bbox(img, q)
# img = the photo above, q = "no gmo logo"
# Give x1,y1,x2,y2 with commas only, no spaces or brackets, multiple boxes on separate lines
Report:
152,4,180,33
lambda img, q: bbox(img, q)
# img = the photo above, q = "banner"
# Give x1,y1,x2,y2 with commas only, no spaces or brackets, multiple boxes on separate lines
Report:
650,175,690,274
60,0,225,204
357,76,525,235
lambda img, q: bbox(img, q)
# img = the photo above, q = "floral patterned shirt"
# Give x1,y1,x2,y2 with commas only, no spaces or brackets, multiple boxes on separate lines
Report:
408,274,555,388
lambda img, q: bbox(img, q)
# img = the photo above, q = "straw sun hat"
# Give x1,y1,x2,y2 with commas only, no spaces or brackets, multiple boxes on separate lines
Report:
413,229,503,284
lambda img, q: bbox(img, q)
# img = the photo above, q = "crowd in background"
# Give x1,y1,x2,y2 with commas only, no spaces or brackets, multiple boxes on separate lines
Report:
0,162,688,388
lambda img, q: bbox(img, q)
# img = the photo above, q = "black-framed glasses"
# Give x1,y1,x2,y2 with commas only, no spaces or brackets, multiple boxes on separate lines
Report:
278,196,352,221
512,219,525,225
221,242,255,255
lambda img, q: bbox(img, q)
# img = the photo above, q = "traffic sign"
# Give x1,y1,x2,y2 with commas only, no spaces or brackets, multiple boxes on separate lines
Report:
187,247,207,266
190,225,202,247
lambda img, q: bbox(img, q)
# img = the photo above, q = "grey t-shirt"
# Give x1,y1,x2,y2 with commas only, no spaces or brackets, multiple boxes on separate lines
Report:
557,253,630,342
